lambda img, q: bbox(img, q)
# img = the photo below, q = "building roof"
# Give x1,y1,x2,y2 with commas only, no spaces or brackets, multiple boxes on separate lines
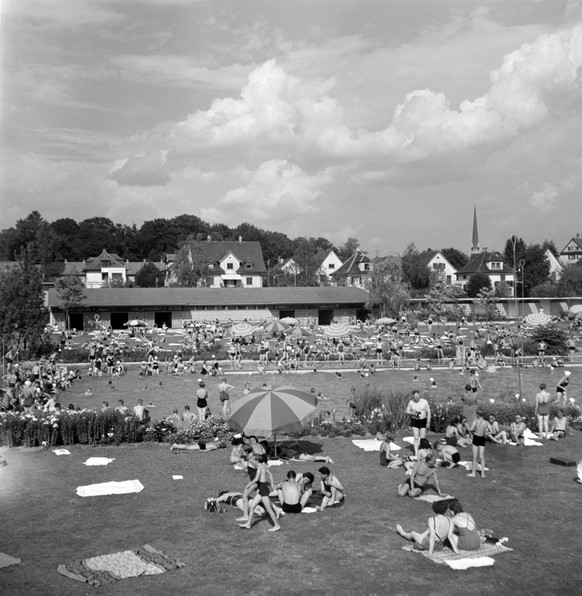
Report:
331,251,372,277
559,236,582,254
170,241,266,274
313,249,339,268
84,250,125,271
456,251,512,276
417,250,457,272
47,287,369,308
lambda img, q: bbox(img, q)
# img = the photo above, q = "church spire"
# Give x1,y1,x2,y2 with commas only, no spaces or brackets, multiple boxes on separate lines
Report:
471,203,480,254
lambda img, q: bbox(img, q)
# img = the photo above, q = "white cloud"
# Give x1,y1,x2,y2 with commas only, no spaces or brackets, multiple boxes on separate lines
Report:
529,183,558,213
201,160,330,226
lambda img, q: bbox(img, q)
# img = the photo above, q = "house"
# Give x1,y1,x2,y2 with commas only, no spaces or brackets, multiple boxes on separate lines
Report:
558,234,582,267
165,238,266,288
455,251,515,289
268,257,301,286
43,250,165,288
314,249,343,285
331,251,373,288
418,250,457,285
545,249,563,282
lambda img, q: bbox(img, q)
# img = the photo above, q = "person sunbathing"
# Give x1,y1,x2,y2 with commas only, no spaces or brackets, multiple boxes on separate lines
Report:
486,415,508,444
448,500,481,552
215,491,266,517
171,440,225,452
550,410,571,440
275,441,333,463
396,499,455,555
509,415,527,446
397,455,443,497
378,434,403,468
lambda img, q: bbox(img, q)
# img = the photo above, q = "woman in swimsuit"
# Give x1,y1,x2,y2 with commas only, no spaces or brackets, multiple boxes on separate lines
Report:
469,409,488,478
196,380,208,421
448,501,481,552
216,491,266,517
238,455,282,532
317,466,344,510
378,434,403,468
556,371,571,408
535,382,552,439
396,500,454,555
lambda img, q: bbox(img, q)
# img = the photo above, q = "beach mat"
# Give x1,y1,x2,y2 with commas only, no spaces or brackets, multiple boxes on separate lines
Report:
76,480,144,497
57,544,184,587
402,542,513,569
0,552,21,569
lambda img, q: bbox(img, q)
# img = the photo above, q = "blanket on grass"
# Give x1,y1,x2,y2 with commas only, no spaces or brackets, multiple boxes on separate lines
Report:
0,552,21,569
76,479,144,497
352,439,401,452
57,544,184,587
414,494,455,503
402,542,513,569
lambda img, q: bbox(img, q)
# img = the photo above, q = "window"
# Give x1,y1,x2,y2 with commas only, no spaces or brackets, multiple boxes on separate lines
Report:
328,263,335,270
246,277,253,286
227,262,234,270
246,263,252,269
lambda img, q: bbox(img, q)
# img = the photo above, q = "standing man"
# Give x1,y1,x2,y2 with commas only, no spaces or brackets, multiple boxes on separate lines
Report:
406,390,431,457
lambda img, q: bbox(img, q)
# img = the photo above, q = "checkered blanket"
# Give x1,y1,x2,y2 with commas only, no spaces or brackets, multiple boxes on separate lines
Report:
57,544,184,587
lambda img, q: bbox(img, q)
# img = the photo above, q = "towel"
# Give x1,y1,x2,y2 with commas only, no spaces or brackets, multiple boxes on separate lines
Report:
84,457,115,466
301,506,318,514
446,556,496,569
53,449,71,456
458,461,489,472
523,429,543,446
414,494,454,503
57,544,184,587
402,436,415,444
172,475,183,480
352,439,401,452
0,552,21,569
76,480,144,497
402,541,513,568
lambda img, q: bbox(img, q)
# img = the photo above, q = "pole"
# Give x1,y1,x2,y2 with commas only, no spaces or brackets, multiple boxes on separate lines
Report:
511,235,518,318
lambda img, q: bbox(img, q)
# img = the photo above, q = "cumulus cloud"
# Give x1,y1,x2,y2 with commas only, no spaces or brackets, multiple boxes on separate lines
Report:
529,183,558,213
109,151,171,186
201,160,330,225
168,25,582,161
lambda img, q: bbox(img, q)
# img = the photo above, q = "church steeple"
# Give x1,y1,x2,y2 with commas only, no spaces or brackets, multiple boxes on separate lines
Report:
471,203,480,254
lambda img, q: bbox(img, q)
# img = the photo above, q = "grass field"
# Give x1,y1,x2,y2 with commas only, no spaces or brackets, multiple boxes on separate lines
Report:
1,365,582,595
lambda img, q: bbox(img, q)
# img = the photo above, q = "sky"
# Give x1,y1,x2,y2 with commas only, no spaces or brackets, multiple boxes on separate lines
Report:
2,0,582,256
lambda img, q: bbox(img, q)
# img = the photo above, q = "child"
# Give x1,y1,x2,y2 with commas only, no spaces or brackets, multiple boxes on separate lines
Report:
469,409,488,478
509,415,527,447
434,441,461,468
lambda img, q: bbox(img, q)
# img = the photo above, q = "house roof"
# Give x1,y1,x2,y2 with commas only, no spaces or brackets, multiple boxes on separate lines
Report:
417,250,457,272
559,237,582,254
313,249,339,267
84,250,125,271
456,251,512,276
173,241,266,274
331,251,372,277
47,287,369,308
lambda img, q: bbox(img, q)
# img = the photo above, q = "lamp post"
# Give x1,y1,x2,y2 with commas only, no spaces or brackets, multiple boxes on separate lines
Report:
518,259,526,318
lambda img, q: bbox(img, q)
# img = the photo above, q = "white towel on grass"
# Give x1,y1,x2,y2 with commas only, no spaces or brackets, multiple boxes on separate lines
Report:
414,494,454,503
458,461,489,472
53,449,71,456
402,436,415,444
523,428,544,446
76,479,144,497
352,439,401,452
84,457,115,466
446,556,495,570
301,506,318,514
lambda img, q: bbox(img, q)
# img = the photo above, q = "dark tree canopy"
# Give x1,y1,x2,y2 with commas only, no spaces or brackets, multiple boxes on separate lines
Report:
134,261,165,288
440,247,469,271
465,272,492,297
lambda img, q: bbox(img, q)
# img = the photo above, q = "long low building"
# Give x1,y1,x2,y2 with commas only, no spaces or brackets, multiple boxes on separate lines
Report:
47,287,372,330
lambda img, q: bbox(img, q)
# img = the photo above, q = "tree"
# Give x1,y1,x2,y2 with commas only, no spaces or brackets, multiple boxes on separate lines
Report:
503,236,526,271
520,244,550,296
440,247,469,271
134,261,165,288
0,245,48,353
336,237,360,261
401,243,430,293
54,275,86,330
365,256,410,317
474,286,497,322
425,272,465,322
170,237,211,287
465,272,491,298
557,264,582,296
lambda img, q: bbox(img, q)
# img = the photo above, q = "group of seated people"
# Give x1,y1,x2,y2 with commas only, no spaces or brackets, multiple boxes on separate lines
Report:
201,435,343,531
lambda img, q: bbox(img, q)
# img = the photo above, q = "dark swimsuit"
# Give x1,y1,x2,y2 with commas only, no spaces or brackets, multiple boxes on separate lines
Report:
282,502,302,514
224,494,242,507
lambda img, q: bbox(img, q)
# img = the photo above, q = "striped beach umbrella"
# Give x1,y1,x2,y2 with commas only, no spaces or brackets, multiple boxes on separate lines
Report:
229,385,318,453
288,326,313,338
524,312,552,326
230,322,257,338
263,320,289,334
569,304,582,315
324,322,351,338
280,317,298,326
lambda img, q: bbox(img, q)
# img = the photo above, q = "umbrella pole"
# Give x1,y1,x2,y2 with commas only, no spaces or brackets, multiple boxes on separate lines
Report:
273,434,277,458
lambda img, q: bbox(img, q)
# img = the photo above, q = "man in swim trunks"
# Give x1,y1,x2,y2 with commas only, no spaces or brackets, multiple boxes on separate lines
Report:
397,455,443,497
276,470,314,513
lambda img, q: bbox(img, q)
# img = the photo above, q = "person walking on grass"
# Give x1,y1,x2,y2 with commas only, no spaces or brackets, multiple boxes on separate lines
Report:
217,377,234,418
556,371,571,408
469,409,488,478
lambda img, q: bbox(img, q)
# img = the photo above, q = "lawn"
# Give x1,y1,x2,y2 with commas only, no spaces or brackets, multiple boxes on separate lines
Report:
2,361,582,595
